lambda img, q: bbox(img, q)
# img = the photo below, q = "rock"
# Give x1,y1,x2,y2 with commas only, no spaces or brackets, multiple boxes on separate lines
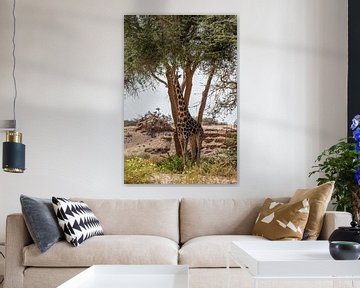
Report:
214,137,226,143
144,147,170,154
162,136,173,142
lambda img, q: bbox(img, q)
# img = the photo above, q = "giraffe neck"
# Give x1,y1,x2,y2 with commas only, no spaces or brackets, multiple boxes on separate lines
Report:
173,77,187,122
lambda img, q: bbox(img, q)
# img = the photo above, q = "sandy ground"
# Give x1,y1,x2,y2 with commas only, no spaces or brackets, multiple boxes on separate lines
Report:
124,124,237,157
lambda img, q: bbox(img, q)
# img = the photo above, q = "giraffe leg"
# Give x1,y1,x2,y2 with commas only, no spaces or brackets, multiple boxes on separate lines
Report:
190,136,197,165
195,134,202,164
183,138,189,169
182,144,186,169
178,136,186,169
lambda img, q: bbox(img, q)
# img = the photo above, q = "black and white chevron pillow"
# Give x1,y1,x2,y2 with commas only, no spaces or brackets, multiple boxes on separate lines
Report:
52,197,104,247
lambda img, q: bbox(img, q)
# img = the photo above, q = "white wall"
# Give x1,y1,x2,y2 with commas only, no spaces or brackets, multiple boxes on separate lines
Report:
0,0,347,242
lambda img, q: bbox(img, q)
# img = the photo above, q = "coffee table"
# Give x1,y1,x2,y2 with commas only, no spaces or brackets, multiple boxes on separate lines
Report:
58,265,189,288
228,241,360,288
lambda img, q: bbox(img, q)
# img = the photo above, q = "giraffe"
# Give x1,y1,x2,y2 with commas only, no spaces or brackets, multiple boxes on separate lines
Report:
172,73,204,166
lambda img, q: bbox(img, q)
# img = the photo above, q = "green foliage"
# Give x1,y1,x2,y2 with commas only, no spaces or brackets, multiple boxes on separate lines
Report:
156,155,184,173
155,153,237,181
124,154,237,184
196,157,237,177
174,157,237,184
124,156,157,184
225,133,237,169
124,15,237,100
309,139,360,212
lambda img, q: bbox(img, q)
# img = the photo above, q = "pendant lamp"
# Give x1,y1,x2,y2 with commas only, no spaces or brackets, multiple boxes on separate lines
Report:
1,0,26,173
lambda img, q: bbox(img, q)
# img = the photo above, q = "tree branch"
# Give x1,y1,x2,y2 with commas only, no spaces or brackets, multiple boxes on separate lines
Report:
151,72,168,87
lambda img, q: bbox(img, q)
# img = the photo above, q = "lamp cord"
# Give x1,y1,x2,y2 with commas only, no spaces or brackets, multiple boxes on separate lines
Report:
12,0,18,130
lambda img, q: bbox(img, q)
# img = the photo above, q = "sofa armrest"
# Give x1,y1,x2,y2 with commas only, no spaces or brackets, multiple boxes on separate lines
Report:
4,213,33,288
318,211,352,240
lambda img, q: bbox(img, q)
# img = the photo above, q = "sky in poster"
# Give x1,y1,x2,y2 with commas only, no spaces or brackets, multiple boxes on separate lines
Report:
124,72,237,124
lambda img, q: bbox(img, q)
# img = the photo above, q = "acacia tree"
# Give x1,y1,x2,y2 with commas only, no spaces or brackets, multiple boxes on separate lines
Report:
196,16,237,123
124,15,237,155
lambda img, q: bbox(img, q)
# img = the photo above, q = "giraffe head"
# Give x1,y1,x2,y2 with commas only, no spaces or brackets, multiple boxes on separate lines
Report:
171,73,187,119
172,73,183,100
172,73,181,88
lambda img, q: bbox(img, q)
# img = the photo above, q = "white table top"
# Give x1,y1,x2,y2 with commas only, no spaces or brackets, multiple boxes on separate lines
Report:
231,240,360,278
58,265,189,288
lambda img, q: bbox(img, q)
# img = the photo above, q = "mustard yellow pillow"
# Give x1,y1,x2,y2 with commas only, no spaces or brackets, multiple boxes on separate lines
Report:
252,198,310,240
289,181,334,240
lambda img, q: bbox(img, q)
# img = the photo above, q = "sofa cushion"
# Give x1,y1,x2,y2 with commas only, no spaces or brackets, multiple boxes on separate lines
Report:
290,181,334,240
179,235,267,268
20,195,64,253
52,197,104,247
180,198,289,243
72,198,179,243
23,235,179,267
252,198,310,240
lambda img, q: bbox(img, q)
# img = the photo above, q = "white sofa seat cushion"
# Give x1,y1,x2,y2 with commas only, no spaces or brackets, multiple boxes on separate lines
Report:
179,235,267,268
23,235,179,267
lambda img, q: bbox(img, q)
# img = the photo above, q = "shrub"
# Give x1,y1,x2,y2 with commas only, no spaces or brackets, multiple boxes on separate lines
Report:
124,156,157,184
198,157,237,178
156,155,184,173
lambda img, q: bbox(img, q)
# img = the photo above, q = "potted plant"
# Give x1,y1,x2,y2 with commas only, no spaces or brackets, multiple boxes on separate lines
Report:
309,115,360,222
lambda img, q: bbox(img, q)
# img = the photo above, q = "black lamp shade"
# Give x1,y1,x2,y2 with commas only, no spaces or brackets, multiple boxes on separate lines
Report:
3,141,25,173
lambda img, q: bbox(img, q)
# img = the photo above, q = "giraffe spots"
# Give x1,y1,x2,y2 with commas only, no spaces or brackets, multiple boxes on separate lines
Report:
173,74,203,164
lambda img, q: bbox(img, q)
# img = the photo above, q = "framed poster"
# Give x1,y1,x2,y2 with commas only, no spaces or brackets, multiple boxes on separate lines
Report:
124,15,237,184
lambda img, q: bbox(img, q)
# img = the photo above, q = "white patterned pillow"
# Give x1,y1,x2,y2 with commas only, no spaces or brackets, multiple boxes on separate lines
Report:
52,197,104,246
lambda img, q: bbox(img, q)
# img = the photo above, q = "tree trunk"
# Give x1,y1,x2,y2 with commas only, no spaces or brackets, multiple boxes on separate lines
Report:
165,68,182,156
197,65,216,124
183,65,193,108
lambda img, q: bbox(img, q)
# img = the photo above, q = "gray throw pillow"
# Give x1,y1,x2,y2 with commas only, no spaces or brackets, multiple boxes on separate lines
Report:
20,195,64,253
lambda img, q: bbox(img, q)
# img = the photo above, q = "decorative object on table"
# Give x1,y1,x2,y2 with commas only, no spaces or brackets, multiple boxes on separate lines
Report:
329,241,360,260
309,114,360,222
329,220,360,244
252,198,310,240
289,181,334,240
1,0,25,173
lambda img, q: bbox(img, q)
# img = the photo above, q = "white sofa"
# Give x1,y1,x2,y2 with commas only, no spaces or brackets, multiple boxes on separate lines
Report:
4,198,352,288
